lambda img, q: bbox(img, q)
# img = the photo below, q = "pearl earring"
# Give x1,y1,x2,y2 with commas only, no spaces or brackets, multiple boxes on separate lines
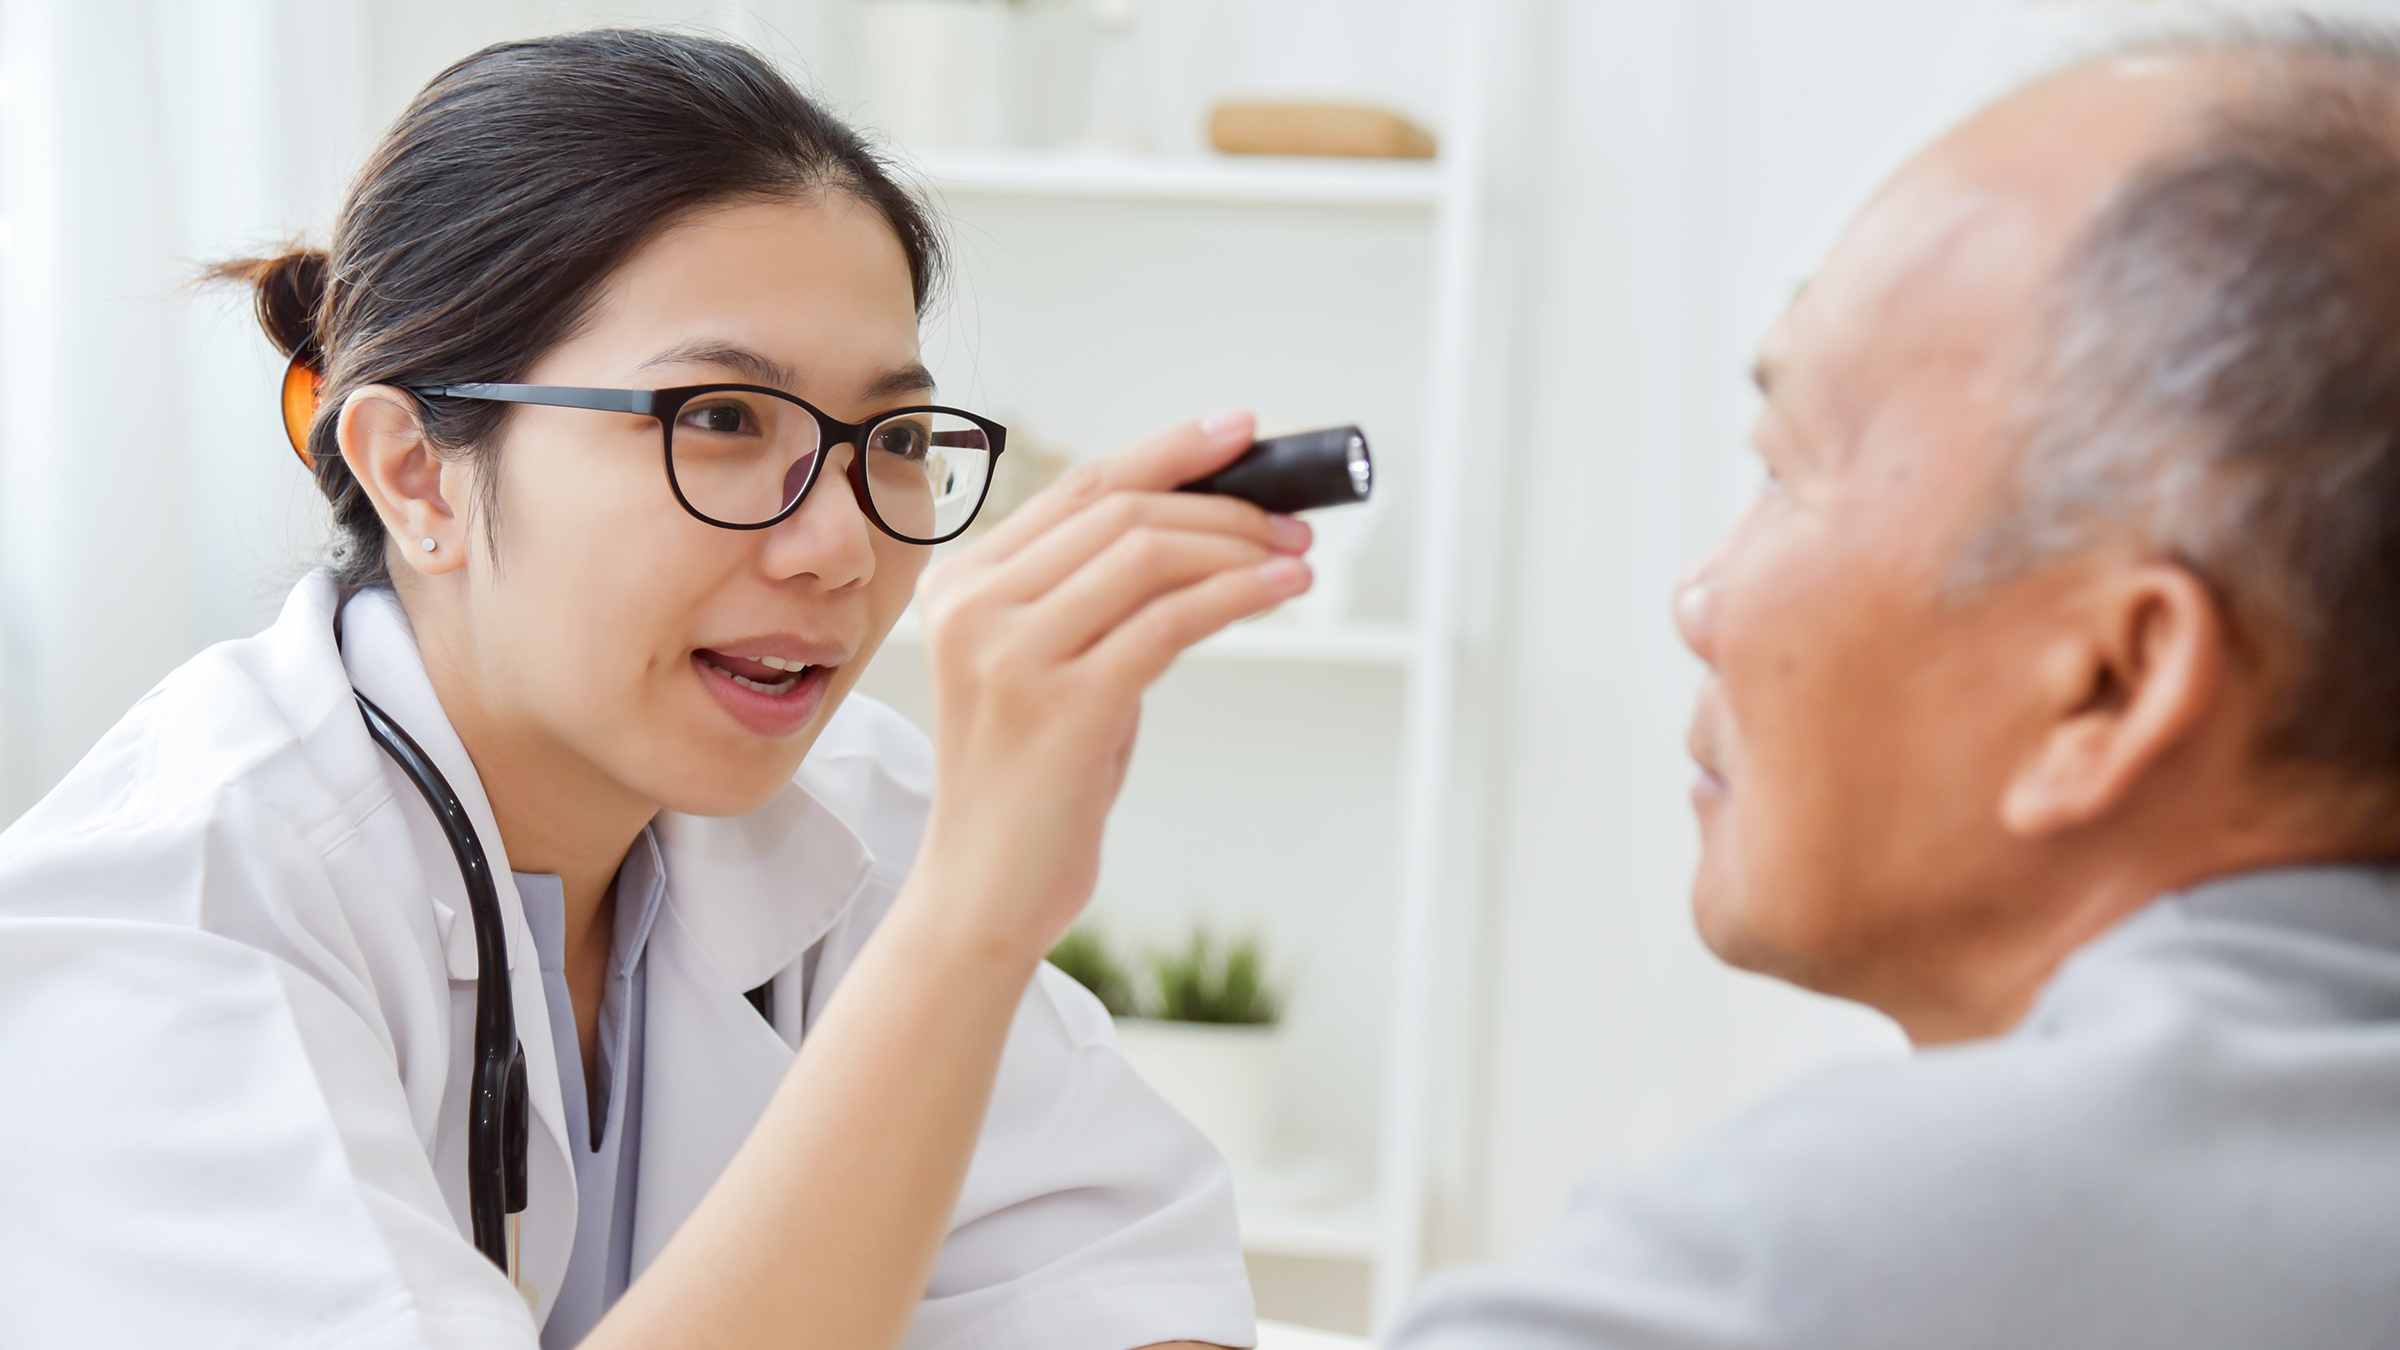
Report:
421,537,438,553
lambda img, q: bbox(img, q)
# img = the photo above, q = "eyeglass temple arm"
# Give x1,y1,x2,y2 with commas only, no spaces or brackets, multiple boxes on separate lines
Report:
415,384,659,417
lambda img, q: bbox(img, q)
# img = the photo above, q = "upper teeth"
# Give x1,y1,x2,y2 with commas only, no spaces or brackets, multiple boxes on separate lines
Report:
757,656,807,672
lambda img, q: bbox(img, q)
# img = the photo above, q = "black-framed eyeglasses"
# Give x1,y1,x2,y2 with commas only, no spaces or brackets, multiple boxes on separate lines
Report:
409,382,1008,545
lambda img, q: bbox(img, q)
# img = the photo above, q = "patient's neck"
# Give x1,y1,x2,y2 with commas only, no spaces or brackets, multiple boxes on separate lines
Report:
1872,806,2399,1047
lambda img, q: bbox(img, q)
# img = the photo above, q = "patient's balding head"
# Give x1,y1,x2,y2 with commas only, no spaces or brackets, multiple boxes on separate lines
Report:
1676,19,2400,1045
1993,19,2400,788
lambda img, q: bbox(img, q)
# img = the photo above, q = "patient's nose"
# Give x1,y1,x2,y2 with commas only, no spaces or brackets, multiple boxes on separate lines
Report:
1674,557,1721,662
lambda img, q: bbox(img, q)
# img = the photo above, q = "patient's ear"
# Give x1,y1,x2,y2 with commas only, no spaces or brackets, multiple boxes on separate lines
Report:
338,386,467,577
2002,562,2226,837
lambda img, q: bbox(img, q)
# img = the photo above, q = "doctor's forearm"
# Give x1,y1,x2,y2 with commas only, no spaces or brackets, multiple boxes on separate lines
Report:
581,878,1038,1350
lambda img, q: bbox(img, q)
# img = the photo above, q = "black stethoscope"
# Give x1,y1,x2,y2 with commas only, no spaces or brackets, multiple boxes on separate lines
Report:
287,349,528,1282
357,690,529,1282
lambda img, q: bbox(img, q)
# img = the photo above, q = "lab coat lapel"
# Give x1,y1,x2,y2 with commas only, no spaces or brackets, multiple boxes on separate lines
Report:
335,590,580,1313
631,788,876,1273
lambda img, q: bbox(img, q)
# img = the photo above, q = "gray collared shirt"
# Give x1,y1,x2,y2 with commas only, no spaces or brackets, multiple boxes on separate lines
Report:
1394,865,2400,1350
515,826,668,1350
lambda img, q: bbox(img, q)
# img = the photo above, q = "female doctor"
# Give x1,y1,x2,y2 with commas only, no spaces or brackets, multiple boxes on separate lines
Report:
0,28,1311,1350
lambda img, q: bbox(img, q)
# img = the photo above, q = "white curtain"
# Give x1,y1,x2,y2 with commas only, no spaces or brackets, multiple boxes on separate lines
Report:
0,0,378,818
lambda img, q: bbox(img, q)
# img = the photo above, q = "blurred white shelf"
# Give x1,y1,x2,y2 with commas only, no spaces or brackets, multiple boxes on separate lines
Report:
907,147,1441,209
884,613,1414,668
1200,621,1414,666
1242,1193,1383,1262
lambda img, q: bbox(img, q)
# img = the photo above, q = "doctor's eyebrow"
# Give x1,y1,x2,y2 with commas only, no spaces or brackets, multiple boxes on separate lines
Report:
639,339,799,389
859,362,937,402
636,339,934,404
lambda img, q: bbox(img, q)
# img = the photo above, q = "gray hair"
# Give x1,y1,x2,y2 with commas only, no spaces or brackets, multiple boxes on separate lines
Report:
1982,15,2400,780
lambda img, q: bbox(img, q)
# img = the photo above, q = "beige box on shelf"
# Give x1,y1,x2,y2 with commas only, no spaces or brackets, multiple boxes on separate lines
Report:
1208,102,1437,160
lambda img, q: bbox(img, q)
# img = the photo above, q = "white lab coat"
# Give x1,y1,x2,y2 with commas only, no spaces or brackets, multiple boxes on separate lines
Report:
0,572,1254,1350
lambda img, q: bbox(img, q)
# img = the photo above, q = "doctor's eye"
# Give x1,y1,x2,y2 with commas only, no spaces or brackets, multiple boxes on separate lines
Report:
679,401,758,436
869,418,931,462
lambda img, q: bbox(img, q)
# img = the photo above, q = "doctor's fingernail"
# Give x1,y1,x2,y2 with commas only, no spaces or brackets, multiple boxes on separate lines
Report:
1268,514,1311,550
1259,556,1311,591
1199,408,1250,440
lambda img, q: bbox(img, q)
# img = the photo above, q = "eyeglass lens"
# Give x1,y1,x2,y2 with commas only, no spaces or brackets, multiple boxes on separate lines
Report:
665,390,993,541
861,411,995,542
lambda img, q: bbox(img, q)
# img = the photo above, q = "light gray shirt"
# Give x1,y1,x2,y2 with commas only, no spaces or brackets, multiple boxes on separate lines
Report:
515,826,668,1350
1394,865,2400,1350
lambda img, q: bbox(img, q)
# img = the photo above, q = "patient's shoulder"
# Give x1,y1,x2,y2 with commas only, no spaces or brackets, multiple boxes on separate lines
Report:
1402,958,2400,1350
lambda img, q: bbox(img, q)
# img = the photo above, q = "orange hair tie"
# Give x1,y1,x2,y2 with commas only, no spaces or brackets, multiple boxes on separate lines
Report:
281,344,324,470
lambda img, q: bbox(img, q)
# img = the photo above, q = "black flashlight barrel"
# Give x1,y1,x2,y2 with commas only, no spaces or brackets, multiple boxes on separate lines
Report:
1176,425,1373,513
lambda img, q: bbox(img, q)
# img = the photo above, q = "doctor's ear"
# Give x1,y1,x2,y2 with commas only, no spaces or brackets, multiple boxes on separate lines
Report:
338,387,468,577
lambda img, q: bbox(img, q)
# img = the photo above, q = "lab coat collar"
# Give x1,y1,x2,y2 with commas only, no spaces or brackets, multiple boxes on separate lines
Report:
623,703,883,1273
650,792,876,996
624,799,877,1273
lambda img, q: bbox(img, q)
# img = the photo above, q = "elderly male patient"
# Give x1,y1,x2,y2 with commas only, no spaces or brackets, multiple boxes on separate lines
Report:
1395,18,2400,1350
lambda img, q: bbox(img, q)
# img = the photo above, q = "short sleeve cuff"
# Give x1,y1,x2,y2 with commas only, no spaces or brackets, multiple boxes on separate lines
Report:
906,1264,1258,1350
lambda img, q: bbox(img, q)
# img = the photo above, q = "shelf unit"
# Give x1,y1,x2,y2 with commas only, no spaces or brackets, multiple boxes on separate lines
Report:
854,12,1496,1331
909,147,1442,209
1240,1195,1384,1262
883,613,1415,669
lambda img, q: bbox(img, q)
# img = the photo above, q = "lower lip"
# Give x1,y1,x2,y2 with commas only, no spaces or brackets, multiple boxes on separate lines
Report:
1691,766,1728,807
693,654,834,738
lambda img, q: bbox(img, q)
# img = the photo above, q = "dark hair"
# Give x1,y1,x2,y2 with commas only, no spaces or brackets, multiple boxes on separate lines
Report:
1986,16,2400,786
211,28,944,593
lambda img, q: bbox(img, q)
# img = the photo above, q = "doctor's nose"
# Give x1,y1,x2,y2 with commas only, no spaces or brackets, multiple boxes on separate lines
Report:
766,442,879,590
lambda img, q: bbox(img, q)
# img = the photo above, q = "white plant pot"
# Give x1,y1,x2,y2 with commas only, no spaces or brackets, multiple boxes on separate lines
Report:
1112,1018,1282,1179
1005,0,1098,148
855,0,1010,151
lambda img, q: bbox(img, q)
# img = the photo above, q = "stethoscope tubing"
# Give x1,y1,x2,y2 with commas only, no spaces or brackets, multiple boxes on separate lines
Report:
356,691,528,1273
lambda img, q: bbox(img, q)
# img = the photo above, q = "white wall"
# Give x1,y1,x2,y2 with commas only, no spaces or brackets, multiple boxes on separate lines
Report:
0,0,373,819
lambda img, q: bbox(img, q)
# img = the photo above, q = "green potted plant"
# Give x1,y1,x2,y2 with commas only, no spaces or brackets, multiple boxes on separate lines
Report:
1046,924,1136,1015
1048,923,1284,1178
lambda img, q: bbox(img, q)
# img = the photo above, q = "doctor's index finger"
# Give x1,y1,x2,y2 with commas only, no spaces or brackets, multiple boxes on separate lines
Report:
1081,555,1310,693
970,410,1259,562
1010,524,1284,663
979,490,1301,612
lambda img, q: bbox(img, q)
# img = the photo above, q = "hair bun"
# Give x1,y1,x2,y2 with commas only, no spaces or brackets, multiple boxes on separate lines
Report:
204,248,330,362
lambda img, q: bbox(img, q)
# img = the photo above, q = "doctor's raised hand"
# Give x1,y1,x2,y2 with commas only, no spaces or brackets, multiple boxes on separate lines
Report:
911,415,1311,954
0,28,1291,1350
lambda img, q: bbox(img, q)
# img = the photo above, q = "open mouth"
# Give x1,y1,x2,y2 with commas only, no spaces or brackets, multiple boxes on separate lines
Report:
691,646,839,738
1686,716,1730,801
698,649,809,695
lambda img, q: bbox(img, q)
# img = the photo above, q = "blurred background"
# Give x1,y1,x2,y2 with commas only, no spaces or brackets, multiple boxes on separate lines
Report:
6,0,2394,1336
